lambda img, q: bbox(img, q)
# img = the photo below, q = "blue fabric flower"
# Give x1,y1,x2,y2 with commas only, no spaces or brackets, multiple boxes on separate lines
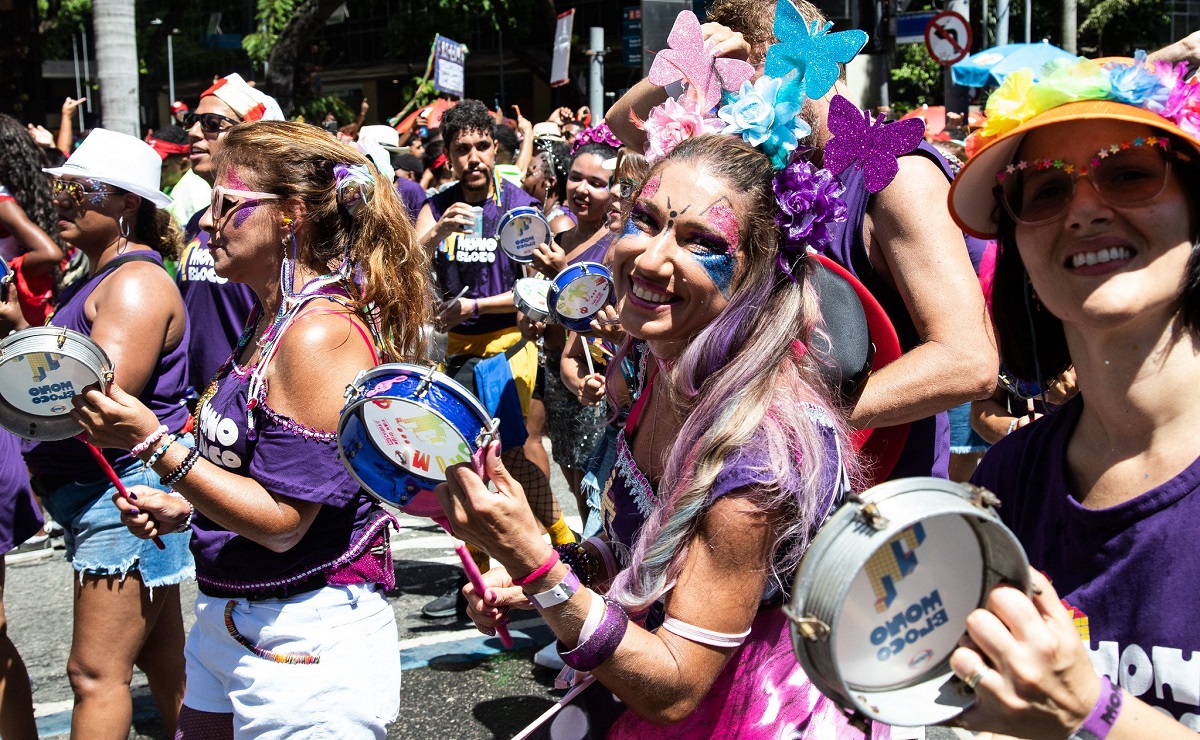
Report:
718,75,811,169
1106,51,1170,109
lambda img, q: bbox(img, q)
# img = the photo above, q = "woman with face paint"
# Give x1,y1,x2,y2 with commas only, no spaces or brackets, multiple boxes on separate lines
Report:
437,134,872,737
70,122,429,738
0,128,191,738
528,140,619,519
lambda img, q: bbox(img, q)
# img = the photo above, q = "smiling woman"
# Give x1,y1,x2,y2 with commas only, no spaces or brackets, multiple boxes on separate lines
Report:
944,56,1200,739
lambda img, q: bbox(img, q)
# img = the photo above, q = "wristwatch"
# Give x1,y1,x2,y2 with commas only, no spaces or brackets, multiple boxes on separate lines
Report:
527,568,581,610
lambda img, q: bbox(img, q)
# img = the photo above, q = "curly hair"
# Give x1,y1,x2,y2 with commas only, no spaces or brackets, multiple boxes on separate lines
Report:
440,99,494,148
0,114,59,241
212,121,431,363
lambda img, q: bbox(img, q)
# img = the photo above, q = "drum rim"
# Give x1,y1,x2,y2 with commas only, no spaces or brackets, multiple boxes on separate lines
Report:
549,261,614,321
788,477,1030,725
513,278,551,321
0,327,114,440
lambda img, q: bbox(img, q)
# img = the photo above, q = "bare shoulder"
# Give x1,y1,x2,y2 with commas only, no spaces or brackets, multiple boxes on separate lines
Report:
695,493,774,571
93,255,181,312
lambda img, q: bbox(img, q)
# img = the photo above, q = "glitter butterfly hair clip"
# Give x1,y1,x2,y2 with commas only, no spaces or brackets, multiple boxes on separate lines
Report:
823,95,925,193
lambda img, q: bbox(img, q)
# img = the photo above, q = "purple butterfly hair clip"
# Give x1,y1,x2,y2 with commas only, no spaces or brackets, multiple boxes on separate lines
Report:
823,95,925,193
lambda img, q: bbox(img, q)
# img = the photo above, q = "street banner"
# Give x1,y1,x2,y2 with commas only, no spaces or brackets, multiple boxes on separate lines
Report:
550,10,575,87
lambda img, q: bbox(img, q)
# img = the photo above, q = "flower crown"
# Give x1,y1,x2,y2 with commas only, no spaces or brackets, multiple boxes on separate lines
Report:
972,51,1200,146
636,7,892,273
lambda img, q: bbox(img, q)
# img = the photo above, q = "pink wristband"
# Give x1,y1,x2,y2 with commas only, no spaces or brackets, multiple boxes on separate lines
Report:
131,424,169,456
511,550,559,586
1069,675,1122,740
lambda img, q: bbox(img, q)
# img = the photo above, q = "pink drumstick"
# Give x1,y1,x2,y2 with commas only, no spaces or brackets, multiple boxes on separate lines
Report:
77,433,166,550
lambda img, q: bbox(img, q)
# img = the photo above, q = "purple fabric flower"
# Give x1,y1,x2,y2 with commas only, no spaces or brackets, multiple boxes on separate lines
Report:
772,153,846,278
570,123,624,155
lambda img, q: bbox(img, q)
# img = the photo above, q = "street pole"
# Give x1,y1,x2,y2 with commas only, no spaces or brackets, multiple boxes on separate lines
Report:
1025,0,1031,42
1062,0,1077,53
943,0,971,129
589,27,604,121
82,26,92,113
167,32,176,105
998,0,1010,46
72,36,85,131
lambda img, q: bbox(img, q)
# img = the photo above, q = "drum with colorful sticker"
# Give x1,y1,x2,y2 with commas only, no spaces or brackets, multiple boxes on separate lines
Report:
546,262,613,332
513,277,552,324
496,206,551,263
786,477,1030,728
337,363,498,517
0,326,114,440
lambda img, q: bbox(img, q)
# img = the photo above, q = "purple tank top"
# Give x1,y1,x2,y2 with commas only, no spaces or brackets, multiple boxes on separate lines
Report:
0,428,42,552
189,303,392,598
818,142,987,479
24,252,190,479
428,178,539,335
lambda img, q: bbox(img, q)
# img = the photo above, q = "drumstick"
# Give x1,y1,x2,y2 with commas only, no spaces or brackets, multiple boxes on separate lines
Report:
77,433,166,550
511,675,597,740
581,336,596,377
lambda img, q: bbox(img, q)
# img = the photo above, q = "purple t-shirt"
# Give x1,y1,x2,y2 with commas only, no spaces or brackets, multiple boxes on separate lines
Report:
395,176,428,222
190,344,391,597
178,210,257,390
819,141,988,480
25,252,190,479
428,178,538,336
972,397,1200,727
0,429,42,552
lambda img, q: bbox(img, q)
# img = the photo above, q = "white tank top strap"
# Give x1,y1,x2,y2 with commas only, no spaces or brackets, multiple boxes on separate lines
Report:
659,616,752,648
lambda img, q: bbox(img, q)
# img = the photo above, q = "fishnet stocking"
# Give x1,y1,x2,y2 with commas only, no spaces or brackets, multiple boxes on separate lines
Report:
502,446,561,528
174,706,233,740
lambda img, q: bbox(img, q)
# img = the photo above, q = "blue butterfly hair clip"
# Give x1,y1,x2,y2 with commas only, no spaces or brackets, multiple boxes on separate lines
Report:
764,0,868,102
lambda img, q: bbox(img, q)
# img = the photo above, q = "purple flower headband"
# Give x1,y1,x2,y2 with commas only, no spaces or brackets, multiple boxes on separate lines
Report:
570,123,623,155
333,163,375,217
773,153,847,280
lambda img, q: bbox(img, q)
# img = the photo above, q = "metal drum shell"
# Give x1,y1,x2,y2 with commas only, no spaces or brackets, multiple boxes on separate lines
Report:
788,477,1030,728
546,262,614,333
0,327,114,441
337,363,493,510
496,206,551,264
513,278,552,324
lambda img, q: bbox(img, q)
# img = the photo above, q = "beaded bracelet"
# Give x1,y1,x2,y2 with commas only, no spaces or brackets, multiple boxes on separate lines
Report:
146,435,176,467
131,424,169,457
166,491,195,534
160,447,200,487
556,543,599,587
511,549,560,586
558,595,628,672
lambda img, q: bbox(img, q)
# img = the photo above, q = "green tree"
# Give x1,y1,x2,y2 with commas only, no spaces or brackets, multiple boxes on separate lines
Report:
1078,0,1170,56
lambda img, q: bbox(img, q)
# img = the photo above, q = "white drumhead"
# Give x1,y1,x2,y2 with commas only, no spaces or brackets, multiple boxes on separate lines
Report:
498,209,550,261
359,397,472,481
514,278,550,314
833,514,984,690
0,351,102,416
555,274,611,320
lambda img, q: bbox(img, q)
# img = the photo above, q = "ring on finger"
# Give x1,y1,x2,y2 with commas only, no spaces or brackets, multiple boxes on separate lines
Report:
964,663,990,690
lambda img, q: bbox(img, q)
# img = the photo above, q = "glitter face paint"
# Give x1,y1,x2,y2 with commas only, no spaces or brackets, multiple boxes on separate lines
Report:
690,252,735,296
225,168,258,228
701,202,739,255
641,173,661,200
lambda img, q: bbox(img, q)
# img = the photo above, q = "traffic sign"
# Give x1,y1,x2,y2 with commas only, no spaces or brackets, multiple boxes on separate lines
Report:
897,11,938,45
924,11,971,66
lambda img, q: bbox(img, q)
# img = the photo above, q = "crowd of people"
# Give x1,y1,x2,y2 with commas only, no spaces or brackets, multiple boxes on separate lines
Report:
0,0,1195,737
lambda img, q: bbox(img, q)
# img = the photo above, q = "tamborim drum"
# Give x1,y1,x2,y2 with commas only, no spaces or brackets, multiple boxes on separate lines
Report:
513,277,552,323
497,206,551,263
0,326,114,441
337,363,499,516
786,477,1029,728
546,262,613,332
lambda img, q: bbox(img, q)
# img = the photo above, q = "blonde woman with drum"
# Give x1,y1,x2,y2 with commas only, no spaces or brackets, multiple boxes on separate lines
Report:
946,57,1200,738
0,128,191,738
74,121,428,738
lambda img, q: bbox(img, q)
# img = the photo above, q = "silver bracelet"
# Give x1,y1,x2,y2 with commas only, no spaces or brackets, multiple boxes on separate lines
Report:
167,491,195,534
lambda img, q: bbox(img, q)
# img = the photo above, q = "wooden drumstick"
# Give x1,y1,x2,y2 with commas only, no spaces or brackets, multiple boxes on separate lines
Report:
581,337,596,378
77,433,166,549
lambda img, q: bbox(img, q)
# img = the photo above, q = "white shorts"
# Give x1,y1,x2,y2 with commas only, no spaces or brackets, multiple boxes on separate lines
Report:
184,583,401,738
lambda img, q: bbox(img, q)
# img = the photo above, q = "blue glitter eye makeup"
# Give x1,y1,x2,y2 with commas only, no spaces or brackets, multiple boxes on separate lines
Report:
691,251,734,296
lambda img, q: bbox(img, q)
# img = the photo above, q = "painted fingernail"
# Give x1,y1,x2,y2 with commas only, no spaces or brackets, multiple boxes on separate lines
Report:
484,589,495,604
129,493,138,501
129,508,140,516
484,628,495,637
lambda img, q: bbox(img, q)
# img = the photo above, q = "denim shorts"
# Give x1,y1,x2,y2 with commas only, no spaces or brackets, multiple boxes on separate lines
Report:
948,402,989,455
40,455,195,587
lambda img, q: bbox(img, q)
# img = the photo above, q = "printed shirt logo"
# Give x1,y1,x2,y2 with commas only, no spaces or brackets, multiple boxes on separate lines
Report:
442,233,498,264
865,522,927,613
197,400,244,469
179,238,230,284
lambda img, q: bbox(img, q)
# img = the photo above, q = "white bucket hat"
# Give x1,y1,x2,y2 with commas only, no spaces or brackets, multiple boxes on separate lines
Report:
44,128,172,208
358,124,401,152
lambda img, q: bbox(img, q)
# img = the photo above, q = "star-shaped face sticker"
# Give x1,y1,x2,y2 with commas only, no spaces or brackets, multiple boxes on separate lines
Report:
647,10,754,110
763,0,867,101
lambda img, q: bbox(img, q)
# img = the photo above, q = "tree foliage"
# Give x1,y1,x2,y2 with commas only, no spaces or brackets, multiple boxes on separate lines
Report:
242,0,297,64
889,42,944,116
1078,0,1170,56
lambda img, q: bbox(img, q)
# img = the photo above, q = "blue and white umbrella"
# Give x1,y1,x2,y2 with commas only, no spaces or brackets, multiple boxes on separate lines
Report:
952,42,1080,88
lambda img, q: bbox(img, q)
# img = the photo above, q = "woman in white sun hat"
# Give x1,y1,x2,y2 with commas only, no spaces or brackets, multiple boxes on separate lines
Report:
0,127,192,737
946,55,1200,738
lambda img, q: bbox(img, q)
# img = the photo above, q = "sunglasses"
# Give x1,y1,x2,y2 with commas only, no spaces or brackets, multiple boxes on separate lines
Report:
995,137,1176,226
210,185,282,226
183,111,239,134
50,178,118,206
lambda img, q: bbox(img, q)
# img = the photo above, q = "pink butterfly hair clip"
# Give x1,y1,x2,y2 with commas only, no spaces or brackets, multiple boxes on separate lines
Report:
647,10,754,110
823,95,925,193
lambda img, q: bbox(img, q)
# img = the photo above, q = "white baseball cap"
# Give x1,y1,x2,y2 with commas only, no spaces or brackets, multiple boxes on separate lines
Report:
44,128,172,208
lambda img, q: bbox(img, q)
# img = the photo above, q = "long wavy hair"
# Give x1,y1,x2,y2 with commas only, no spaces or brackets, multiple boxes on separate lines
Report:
606,134,858,612
0,113,59,241
212,121,431,363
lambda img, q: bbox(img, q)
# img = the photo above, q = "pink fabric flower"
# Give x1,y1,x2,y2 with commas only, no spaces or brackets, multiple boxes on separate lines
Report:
642,96,723,162
1159,77,1200,136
